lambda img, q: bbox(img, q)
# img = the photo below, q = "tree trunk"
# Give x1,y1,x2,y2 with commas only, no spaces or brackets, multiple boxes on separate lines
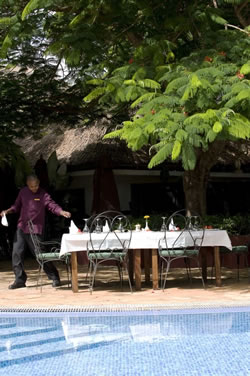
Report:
183,141,226,217
183,168,208,217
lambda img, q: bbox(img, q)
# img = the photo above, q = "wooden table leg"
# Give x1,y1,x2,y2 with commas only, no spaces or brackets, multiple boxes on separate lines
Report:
214,245,222,287
134,249,141,290
128,249,134,285
201,247,208,283
71,252,79,293
144,249,151,285
152,249,159,289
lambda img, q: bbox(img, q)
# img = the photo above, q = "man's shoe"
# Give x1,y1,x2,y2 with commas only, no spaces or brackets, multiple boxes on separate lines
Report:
52,280,61,288
8,281,26,290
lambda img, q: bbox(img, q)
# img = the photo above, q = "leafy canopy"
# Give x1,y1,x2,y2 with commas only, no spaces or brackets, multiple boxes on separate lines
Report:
84,30,250,170
0,0,250,173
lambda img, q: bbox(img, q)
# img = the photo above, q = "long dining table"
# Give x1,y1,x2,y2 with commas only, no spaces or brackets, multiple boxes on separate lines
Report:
59,229,232,293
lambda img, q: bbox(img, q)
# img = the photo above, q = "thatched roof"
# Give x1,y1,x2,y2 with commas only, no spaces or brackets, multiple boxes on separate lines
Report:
17,121,150,170
17,118,250,173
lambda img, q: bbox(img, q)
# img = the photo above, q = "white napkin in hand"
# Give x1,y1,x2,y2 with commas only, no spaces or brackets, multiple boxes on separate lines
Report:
69,220,78,234
1,214,8,227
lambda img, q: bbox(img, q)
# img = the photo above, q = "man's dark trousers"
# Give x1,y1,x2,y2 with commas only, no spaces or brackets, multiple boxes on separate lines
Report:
12,228,60,284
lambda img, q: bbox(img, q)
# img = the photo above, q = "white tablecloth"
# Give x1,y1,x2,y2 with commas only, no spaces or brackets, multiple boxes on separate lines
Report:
60,229,232,257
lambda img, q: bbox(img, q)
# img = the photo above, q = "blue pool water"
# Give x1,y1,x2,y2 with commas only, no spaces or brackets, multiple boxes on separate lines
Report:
0,306,249,376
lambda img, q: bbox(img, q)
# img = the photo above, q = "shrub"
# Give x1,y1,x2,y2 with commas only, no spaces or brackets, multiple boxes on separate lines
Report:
129,213,250,235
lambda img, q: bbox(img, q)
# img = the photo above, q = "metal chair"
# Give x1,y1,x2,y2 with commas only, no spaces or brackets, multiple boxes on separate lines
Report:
87,210,133,294
215,245,249,281
158,209,205,290
28,220,71,291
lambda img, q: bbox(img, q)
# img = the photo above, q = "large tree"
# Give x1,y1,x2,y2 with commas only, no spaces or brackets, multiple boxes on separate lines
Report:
1,0,250,214
82,1,250,215
94,30,250,215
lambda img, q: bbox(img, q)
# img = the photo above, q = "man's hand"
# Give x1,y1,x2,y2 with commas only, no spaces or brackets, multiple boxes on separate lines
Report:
0,209,11,217
60,210,71,218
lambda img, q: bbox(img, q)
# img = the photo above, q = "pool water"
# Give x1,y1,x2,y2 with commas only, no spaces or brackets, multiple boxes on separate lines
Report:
0,307,249,376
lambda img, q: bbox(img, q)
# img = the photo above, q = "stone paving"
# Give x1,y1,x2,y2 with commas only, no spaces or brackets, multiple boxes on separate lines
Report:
0,258,249,309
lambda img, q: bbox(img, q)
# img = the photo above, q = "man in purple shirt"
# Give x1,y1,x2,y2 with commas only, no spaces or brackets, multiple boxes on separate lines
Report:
0,174,71,289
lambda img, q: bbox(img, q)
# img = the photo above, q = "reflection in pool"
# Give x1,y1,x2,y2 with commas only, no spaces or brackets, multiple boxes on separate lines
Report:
0,306,249,375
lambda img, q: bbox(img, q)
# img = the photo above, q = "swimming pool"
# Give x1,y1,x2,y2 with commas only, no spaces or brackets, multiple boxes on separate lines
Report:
0,306,249,376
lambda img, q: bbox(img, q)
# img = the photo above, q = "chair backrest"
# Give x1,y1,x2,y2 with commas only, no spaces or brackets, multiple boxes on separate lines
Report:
159,210,205,255
87,211,132,256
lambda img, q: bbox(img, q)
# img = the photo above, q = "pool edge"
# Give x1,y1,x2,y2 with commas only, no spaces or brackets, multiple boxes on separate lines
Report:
0,301,250,313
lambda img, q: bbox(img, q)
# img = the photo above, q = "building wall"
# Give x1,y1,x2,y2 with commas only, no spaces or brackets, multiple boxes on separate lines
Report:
67,169,162,216
65,169,250,217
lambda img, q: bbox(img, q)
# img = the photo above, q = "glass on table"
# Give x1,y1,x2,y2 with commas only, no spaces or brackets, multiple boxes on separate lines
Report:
160,217,167,232
188,216,201,230
118,216,124,232
94,218,102,233
83,218,89,232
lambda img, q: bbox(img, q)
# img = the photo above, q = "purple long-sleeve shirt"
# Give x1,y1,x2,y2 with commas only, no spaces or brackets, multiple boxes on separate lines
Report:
10,186,62,234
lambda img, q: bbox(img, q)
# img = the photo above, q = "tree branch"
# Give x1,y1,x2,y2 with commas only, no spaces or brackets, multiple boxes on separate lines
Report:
212,0,218,8
225,23,250,35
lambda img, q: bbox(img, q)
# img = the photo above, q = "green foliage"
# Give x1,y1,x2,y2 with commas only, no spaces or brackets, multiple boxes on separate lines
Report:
131,92,158,108
21,0,40,20
0,1,250,197
0,138,32,186
172,140,182,160
240,62,250,75
0,66,83,142
227,114,250,138
47,151,69,189
86,78,104,86
207,12,227,26
14,154,32,188
0,15,18,27
203,214,250,235
88,30,250,173
222,0,247,4
103,129,123,139
47,151,59,187
84,87,106,102
129,213,250,235
148,143,173,168
0,34,12,57
181,143,196,170
213,121,223,133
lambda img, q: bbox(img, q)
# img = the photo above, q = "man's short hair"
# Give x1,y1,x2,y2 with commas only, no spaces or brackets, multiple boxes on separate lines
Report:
26,174,40,183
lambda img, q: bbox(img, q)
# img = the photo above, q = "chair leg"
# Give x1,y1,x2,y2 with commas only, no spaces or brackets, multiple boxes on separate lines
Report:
236,254,240,280
124,259,133,293
39,265,44,293
237,253,249,281
158,258,163,288
36,266,41,289
159,257,168,289
213,252,250,282
65,261,71,288
196,259,206,289
162,262,170,291
89,263,98,294
117,259,133,293
116,261,123,289
160,259,164,288
184,258,192,283
246,254,250,281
